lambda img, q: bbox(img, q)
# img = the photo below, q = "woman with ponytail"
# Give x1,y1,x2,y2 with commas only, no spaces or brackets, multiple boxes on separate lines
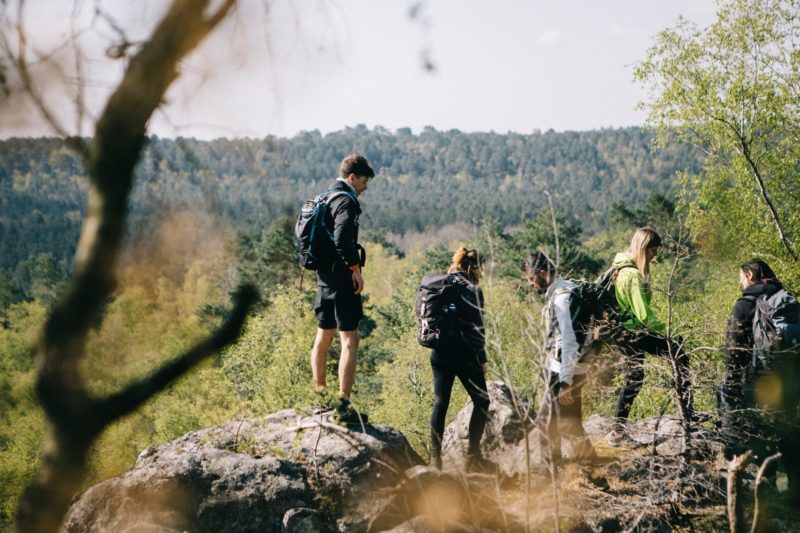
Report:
608,228,697,444
428,246,493,471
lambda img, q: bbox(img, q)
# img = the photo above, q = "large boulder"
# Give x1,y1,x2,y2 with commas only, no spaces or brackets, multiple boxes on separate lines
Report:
63,409,423,533
583,413,687,455
62,446,310,532
441,380,548,477
441,381,704,477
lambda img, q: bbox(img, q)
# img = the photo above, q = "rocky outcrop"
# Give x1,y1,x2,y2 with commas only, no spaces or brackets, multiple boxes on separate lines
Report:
63,409,422,533
63,387,746,532
441,380,705,477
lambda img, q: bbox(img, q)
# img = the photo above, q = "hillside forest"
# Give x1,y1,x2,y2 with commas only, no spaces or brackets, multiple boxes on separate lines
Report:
2,0,800,530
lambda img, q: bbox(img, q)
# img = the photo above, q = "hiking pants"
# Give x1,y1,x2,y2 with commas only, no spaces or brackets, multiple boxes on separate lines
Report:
429,352,489,461
614,330,693,422
538,371,592,462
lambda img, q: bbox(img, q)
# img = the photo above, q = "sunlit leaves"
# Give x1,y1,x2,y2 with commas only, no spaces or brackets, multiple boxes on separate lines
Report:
637,0,800,284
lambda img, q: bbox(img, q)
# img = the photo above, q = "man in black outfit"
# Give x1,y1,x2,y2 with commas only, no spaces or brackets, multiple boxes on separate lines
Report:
719,259,800,505
310,154,374,424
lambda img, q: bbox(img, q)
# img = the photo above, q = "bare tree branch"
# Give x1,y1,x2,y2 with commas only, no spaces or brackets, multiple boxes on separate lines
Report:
738,135,797,261
727,450,752,533
1,0,74,142
14,1,246,532
96,284,257,426
544,190,560,271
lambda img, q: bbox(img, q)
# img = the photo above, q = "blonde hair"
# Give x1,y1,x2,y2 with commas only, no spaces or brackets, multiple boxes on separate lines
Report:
628,227,662,279
447,246,483,283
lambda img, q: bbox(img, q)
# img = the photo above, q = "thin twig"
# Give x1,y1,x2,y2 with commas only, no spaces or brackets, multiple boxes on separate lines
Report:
751,452,782,533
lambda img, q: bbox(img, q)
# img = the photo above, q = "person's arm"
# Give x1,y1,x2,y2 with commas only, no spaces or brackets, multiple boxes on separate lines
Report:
331,195,361,268
459,284,487,364
553,291,580,386
624,270,666,334
723,297,754,394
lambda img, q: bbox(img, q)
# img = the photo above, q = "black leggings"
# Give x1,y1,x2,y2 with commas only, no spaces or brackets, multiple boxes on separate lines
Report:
430,352,489,459
614,330,694,421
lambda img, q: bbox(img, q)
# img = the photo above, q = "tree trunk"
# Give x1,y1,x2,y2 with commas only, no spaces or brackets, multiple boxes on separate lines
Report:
12,2,255,532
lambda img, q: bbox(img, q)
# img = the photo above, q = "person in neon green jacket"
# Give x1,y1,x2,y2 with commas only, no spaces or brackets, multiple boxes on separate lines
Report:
613,251,665,335
608,228,696,445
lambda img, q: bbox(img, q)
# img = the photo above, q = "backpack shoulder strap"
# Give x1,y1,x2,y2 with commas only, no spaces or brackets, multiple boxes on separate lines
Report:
546,286,576,319
324,189,357,204
553,286,578,302
613,262,638,276
594,262,636,285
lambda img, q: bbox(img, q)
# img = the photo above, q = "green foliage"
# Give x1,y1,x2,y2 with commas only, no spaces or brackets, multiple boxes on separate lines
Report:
608,193,676,233
505,210,604,279
0,301,47,527
235,216,300,303
482,280,548,403
12,252,67,305
0,270,26,313
0,122,774,527
221,286,320,413
0,127,703,273
636,0,800,287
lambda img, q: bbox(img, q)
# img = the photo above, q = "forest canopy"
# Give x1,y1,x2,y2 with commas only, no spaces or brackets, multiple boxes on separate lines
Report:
0,126,703,273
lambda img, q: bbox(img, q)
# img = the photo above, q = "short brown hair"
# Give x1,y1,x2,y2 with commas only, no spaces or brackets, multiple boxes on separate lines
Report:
339,154,374,180
522,251,556,276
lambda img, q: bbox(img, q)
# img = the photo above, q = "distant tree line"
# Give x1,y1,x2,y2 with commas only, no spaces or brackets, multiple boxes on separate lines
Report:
0,126,703,273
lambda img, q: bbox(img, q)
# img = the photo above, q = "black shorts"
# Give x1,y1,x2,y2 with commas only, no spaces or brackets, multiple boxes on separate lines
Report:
315,285,363,331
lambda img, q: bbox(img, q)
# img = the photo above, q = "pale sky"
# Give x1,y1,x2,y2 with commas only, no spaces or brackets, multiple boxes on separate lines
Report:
0,0,719,139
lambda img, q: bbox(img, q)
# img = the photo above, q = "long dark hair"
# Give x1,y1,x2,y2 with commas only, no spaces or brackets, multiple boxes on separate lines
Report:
740,259,776,282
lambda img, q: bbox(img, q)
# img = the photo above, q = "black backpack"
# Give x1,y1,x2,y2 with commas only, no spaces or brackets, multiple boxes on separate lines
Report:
567,262,637,345
415,273,466,349
751,288,800,370
294,189,355,271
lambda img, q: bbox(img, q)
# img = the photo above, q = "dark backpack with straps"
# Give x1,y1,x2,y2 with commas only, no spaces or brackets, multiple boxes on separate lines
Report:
751,288,800,370
567,262,637,346
294,189,355,271
415,273,466,349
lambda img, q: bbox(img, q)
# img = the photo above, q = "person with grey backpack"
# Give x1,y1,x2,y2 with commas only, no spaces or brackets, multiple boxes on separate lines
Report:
718,259,800,506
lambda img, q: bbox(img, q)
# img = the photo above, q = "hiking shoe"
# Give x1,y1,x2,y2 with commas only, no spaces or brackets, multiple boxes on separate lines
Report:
333,399,369,427
576,448,598,465
308,389,338,415
689,411,712,424
466,454,498,474
605,428,634,447
573,439,598,465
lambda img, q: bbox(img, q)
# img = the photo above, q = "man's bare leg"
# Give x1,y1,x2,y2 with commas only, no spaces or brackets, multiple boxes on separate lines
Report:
311,328,336,391
338,329,359,400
